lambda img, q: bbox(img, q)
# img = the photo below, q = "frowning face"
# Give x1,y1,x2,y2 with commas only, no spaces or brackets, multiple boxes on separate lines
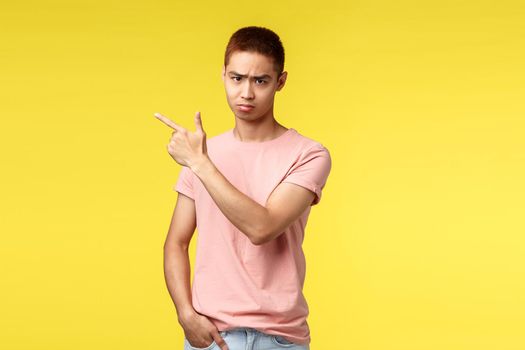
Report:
222,50,287,123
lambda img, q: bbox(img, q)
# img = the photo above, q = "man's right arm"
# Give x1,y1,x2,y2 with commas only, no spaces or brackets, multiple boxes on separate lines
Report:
163,192,198,326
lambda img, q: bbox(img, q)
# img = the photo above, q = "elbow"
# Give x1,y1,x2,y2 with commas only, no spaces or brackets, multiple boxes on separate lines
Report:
250,225,272,246
164,240,189,252
250,209,279,245
250,230,266,246
251,225,281,246
252,237,268,246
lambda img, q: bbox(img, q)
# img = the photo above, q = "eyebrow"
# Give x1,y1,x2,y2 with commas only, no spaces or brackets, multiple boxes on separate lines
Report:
228,71,272,79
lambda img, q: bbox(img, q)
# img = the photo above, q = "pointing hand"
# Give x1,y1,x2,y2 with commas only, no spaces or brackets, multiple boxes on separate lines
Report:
154,111,208,169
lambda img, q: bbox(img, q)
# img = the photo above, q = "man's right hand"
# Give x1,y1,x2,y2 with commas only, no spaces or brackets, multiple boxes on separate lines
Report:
179,311,229,350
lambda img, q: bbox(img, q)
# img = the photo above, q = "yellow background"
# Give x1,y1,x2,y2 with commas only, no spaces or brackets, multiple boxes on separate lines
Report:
1,0,524,349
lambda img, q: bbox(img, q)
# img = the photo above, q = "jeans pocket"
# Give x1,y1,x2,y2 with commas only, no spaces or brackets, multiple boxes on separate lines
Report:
271,335,296,347
184,337,218,350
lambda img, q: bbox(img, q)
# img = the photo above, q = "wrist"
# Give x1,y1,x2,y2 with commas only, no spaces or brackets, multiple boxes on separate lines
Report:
177,306,197,325
190,155,212,176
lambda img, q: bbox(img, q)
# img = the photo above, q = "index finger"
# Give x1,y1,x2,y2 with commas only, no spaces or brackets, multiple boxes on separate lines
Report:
153,112,184,132
213,331,229,350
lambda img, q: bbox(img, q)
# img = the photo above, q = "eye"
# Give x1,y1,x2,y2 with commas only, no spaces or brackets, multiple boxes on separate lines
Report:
231,76,241,82
256,79,267,84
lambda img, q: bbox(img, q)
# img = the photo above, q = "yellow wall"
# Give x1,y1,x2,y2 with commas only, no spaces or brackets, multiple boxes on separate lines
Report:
1,0,524,349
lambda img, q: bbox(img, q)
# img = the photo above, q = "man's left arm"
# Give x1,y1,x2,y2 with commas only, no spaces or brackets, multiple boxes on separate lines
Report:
153,111,328,245
191,156,315,245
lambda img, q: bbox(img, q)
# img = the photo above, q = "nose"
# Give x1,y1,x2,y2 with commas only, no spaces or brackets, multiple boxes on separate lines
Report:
241,80,255,100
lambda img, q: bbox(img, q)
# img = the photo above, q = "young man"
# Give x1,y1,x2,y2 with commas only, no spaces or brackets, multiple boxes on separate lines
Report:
159,26,332,350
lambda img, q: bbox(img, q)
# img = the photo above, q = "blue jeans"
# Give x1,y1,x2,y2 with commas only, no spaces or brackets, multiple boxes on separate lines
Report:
183,327,310,350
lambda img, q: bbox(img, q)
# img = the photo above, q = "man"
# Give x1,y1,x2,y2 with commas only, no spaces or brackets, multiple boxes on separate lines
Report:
158,26,332,350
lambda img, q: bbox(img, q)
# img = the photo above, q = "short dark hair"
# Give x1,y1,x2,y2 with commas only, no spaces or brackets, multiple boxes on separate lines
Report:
224,26,285,78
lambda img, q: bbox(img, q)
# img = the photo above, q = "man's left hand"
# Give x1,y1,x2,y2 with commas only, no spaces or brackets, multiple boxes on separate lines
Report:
154,111,208,169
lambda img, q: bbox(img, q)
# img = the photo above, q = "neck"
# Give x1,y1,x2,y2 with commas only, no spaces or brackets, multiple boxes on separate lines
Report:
233,109,287,142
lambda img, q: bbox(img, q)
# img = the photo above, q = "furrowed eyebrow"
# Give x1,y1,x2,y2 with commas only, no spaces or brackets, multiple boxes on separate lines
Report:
228,71,272,79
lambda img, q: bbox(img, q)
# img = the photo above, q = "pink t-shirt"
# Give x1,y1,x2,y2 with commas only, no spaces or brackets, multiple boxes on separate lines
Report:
174,127,332,346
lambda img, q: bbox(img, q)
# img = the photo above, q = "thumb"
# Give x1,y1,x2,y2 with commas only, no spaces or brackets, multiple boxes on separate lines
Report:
194,111,204,133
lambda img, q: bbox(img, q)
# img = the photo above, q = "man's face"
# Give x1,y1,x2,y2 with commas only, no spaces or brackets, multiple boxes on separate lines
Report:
222,51,287,121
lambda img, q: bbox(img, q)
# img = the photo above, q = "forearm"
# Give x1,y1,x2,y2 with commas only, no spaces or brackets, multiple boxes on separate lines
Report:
191,155,269,244
163,244,197,325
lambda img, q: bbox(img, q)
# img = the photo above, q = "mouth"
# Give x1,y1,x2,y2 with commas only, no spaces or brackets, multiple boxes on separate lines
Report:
237,104,255,112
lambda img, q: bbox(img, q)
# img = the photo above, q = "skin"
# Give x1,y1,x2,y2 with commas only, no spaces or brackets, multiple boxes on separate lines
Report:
222,50,288,142
158,51,316,350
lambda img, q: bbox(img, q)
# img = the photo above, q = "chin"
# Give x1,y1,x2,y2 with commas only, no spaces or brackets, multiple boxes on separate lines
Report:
234,113,262,121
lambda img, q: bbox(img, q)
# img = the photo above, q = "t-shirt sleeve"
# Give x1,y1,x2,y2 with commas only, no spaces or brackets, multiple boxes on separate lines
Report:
173,166,195,200
281,144,332,206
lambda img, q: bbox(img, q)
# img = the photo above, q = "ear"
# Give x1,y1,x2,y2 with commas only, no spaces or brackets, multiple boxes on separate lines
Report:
276,71,288,91
221,65,226,83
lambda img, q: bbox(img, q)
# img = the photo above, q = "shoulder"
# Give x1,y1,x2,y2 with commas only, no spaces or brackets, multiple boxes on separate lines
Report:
289,128,331,156
205,129,231,147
